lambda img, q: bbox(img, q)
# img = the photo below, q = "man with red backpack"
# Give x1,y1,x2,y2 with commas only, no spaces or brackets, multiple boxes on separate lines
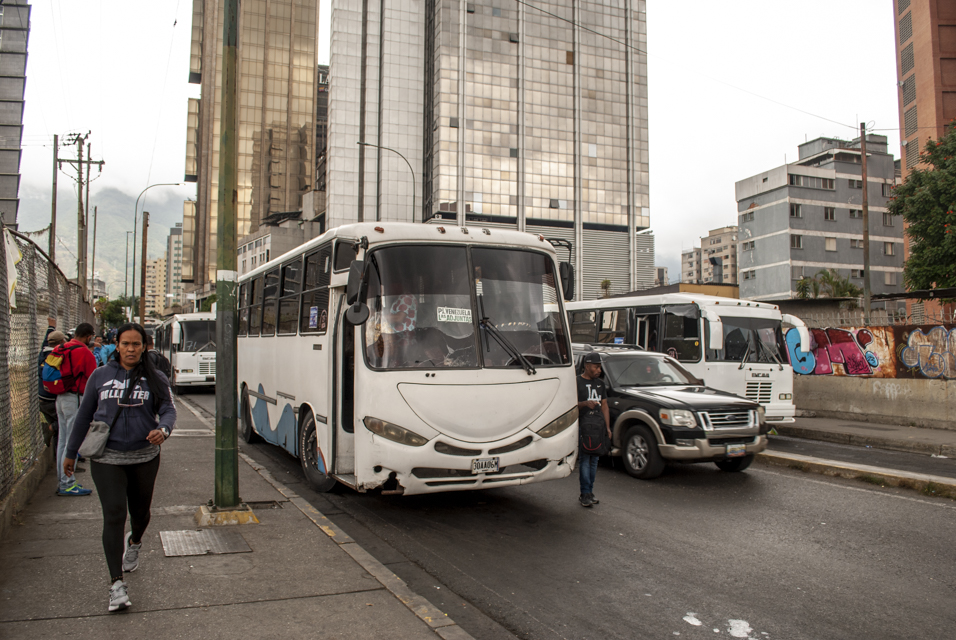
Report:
51,322,98,496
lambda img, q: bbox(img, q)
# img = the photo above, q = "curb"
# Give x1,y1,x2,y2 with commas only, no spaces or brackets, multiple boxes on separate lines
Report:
177,396,476,640
756,450,956,499
0,444,54,543
774,425,956,458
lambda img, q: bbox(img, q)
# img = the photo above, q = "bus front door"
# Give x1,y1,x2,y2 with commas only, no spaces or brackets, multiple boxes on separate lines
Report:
334,310,356,476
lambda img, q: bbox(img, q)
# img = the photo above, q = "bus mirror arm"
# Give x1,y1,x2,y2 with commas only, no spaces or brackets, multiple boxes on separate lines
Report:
345,260,370,325
700,309,724,351
781,314,810,353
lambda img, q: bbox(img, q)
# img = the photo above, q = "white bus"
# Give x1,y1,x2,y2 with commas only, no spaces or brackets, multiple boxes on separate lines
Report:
237,222,579,496
566,293,810,423
155,312,217,393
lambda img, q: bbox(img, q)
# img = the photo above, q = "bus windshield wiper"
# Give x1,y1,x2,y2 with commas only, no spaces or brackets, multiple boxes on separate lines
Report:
194,340,216,353
756,339,784,371
737,341,752,369
480,316,536,375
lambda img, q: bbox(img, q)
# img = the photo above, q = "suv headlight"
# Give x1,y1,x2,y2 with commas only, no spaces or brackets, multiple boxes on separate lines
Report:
659,408,696,427
363,417,428,447
756,406,766,425
537,408,577,438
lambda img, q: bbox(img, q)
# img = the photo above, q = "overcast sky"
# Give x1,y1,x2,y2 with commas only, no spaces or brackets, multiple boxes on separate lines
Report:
19,1,900,280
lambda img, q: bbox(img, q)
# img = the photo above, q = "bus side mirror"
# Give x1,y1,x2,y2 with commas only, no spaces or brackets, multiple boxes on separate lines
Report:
171,325,181,345
559,262,574,301
345,260,370,325
700,309,724,351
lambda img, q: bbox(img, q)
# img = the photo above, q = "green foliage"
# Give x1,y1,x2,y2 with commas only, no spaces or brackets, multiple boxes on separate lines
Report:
887,126,956,290
99,296,138,328
201,294,218,312
795,270,859,302
600,279,611,298
795,277,814,299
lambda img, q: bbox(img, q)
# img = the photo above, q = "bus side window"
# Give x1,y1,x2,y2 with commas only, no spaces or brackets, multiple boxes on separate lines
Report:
301,245,332,334
248,277,263,336
238,283,249,336
661,306,701,362
333,240,356,272
570,310,597,343
598,310,626,344
277,258,302,335
261,268,280,336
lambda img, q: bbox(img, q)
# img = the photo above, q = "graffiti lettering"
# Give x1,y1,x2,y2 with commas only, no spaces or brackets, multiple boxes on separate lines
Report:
899,326,956,379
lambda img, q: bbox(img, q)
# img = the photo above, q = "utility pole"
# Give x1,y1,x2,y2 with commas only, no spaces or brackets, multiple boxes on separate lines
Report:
84,142,91,300
59,132,104,301
139,211,148,324
861,123,871,325
215,0,241,510
50,134,58,264
91,206,98,297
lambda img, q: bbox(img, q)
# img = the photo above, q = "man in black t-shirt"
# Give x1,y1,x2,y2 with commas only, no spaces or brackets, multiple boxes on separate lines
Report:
577,352,611,508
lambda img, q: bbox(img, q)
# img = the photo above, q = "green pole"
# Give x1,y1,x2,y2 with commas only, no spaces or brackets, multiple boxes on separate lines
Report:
214,0,240,508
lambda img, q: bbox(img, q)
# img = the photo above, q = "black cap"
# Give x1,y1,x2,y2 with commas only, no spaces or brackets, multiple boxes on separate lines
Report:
583,352,602,365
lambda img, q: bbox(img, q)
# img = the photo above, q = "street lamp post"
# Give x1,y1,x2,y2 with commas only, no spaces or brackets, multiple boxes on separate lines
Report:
131,182,183,313
356,141,416,222
125,231,133,298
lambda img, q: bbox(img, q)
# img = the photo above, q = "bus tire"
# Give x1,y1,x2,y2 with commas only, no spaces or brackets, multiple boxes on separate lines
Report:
240,386,262,444
299,412,338,493
715,455,754,473
621,424,665,479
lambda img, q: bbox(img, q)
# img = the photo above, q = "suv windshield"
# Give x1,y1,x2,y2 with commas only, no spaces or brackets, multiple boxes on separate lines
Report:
603,354,699,387
363,245,570,370
181,320,215,353
706,317,787,364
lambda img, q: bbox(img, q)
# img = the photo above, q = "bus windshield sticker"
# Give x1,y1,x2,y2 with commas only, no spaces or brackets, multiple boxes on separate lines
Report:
438,307,473,323
309,306,319,328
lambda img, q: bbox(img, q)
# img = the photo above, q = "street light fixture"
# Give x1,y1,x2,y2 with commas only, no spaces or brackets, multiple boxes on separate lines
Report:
356,141,416,222
131,182,184,307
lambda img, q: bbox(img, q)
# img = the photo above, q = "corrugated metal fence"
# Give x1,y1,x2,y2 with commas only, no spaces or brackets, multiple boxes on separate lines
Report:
0,229,94,506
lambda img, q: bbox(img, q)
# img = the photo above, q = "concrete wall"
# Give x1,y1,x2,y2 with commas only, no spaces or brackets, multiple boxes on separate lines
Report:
795,375,955,431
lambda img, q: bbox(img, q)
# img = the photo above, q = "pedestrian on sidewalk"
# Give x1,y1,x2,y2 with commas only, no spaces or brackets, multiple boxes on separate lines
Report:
64,322,177,613
37,318,65,448
577,352,611,508
54,322,98,496
145,334,171,379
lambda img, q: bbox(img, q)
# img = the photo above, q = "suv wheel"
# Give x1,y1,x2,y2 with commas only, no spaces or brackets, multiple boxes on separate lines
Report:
715,455,754,473
621,424,665,479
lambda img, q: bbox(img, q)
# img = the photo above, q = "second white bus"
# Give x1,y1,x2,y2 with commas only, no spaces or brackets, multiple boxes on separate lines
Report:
566,293,810,422
155,312,217,393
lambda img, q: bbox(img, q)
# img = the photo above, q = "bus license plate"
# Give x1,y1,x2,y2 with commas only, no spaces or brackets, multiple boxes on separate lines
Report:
472,457,499,474
726,444,746,458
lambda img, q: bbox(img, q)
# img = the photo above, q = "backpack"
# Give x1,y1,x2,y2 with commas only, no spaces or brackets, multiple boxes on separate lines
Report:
579,411,609,456
149,350,172,379
41,344,84,395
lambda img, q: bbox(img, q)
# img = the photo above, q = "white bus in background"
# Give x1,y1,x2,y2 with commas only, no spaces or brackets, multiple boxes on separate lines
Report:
566,293,810,423
155,312,217,393
237,222,579,496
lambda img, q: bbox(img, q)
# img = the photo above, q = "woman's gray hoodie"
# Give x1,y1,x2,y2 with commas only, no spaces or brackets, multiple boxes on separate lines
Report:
66,360,177,459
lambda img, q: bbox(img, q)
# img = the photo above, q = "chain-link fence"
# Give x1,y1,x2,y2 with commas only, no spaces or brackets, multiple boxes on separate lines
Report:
0,229,94,506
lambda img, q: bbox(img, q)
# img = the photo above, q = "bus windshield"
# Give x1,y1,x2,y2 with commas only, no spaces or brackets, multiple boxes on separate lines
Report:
707,316,787,364
364,245,569,370
181,320,215,353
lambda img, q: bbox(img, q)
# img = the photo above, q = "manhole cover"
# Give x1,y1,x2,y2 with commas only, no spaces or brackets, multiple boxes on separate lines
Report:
160,529,252,557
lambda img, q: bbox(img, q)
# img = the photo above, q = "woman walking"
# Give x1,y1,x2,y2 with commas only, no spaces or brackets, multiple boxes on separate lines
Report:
64,322,176,612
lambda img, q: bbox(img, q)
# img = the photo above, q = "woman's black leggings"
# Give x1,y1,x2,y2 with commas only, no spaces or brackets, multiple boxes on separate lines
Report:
90,455,161,582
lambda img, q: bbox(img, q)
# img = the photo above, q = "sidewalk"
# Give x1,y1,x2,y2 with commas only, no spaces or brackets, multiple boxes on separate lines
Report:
777,416,956,457
0,403,472,639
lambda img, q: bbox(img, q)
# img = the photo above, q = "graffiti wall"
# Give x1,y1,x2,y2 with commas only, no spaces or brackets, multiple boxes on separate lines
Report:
785,324,956,379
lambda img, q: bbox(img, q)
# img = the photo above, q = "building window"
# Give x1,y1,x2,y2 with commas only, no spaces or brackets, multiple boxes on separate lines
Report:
882,183,895,197
848,179,863,189
882,212,894,226
851,269,864,278
791,266,804,281
851,239,864,249
885,271,898,286
825,237,837,252
791,235,803,249
743,270,756,281
824,207,835,221
849,209,863,219
741,211,754,223
742,241,755,251
789,174,803,186
883,242,895,256
789,175,834,190
790,203,802,218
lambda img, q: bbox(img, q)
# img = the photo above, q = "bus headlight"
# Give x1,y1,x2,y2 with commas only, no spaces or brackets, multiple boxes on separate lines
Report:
363,417,428,447
779,393,792,400
537,408,577,438
659,409,696,427
178,368,193,374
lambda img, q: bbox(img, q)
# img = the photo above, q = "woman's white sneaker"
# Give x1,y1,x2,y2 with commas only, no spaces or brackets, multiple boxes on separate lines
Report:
123,531,141,572
109,580,131,612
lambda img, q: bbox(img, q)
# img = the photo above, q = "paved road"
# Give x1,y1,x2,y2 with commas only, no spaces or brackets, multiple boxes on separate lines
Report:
184,391,956,640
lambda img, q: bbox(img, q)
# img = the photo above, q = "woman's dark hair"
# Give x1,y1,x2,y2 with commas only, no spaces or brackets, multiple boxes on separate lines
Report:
113,323,170,408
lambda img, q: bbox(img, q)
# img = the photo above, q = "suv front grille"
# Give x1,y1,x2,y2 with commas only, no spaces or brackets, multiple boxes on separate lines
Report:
745,382,772,404
698,410,754,431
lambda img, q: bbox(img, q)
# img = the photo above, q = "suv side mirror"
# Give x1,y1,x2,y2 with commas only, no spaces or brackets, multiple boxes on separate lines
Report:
560,262,575,301
345,260,370,325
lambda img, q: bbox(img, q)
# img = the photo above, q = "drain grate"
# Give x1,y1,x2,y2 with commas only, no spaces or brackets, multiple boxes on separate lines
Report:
160,529,252,557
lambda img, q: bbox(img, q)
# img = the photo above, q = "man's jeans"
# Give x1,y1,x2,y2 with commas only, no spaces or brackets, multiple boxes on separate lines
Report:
578,453,599,496
55,393,80,490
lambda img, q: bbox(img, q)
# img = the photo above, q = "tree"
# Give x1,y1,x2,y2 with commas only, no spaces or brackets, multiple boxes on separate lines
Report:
887,125,956,290
201,294,218,312
600,279,612,298
795,277,817,299
814,268,862,299
99,296,138,328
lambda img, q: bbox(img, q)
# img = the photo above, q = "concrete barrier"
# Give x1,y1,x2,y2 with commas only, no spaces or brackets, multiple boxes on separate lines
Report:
794,376,956,431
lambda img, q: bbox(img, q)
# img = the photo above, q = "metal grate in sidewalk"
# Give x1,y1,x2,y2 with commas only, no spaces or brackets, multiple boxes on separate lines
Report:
160,529,252,557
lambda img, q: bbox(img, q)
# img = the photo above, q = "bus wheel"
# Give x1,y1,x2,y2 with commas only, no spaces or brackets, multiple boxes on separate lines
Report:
299,412,338,492
621,424,665,479
240,386,262,444
715,455,754,473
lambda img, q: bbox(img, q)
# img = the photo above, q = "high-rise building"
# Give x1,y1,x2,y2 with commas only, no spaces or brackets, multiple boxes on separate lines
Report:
893,0,956,321
681,247,701,284
0,1,30,226
681,226,738,285
654,266,668,287
323,0,650,300
735,135,904,301
145,254,168,317
166,223,184,310
183,0,321,300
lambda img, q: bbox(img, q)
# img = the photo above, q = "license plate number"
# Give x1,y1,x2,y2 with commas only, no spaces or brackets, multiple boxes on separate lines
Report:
472,457,499,474
726,444,746,458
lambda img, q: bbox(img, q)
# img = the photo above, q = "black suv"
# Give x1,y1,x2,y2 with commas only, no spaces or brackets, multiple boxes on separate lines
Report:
572,344,769,479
